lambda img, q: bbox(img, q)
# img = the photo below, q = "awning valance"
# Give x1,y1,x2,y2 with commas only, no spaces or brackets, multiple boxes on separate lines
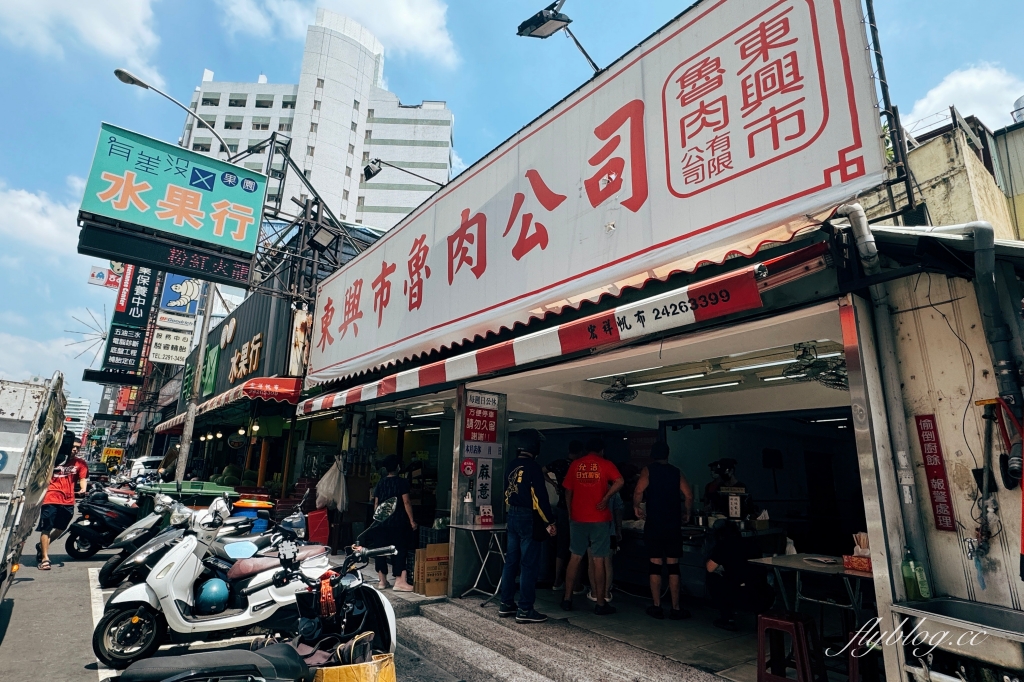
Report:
155,377,303,434
297,243,829,418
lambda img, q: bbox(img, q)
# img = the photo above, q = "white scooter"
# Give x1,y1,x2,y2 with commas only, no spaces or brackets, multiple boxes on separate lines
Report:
93,495,331,668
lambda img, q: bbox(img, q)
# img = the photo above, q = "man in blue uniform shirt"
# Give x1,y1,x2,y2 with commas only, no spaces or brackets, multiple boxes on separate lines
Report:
499,429,556,624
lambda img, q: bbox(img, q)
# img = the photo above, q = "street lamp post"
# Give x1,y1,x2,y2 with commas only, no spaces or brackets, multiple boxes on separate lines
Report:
114,68,232,157
114,67,228,482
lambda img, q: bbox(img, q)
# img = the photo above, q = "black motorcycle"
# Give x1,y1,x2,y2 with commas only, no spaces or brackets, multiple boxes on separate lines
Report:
65,487,141,559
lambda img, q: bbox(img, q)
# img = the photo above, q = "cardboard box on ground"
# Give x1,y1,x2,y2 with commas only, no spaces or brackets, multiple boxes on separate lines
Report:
414,543,448,597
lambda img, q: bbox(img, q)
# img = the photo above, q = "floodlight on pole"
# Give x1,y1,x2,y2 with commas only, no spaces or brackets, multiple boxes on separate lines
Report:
516,1,599,74
362,158,445,187
113,68,234,158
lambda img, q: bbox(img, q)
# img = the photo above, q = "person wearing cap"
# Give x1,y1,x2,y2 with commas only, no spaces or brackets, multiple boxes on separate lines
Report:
634,441,693,619
498,429,556,624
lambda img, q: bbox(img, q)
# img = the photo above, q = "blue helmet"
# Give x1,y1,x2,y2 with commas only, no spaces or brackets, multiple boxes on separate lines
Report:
196,578,230,615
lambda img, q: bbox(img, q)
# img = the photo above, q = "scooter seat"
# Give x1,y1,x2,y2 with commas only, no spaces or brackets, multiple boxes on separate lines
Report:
120,642,312,682
211,533,274,560
227,545,328,581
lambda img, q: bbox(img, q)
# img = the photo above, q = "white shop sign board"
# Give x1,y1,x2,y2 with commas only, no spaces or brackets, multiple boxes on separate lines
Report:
308,0,883,386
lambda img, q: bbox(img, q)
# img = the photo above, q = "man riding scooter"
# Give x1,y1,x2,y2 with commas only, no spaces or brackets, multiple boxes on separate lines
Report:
36,431,88,570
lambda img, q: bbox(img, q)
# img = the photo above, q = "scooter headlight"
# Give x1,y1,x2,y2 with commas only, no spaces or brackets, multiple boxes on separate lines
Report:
121,527,148,543
169,505,193,526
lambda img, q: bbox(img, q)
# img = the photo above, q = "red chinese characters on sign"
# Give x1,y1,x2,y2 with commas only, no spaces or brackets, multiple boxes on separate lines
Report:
914,415,956,532
662,0,825,197
464,407,498,443
338,279,364,339
503,170,567,261
371,260,397,327
448,209,487,285
585,100,649,213
317,297,335,351
404,234,431,311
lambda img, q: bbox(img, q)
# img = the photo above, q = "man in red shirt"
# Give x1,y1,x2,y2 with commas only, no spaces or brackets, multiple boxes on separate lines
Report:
561,437,623,614
36,431,88,569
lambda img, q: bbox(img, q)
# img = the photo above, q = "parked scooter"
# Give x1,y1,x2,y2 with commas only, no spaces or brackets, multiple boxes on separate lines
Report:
116,501,401,682
94,495,330,668
65,485,142,559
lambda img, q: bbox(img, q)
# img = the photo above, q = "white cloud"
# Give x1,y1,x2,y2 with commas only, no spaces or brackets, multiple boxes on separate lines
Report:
0,331,104,403
0,0,164,87
450,149,468,178
0,178,81,257
906,64,1024,133
216,0,458,67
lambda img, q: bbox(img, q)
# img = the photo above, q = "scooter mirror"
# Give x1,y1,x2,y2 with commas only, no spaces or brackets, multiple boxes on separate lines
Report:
374,497,398,524
224,541,260,559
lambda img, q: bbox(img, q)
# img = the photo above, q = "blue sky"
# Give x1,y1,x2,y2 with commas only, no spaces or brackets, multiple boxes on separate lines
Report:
0,0,1022,407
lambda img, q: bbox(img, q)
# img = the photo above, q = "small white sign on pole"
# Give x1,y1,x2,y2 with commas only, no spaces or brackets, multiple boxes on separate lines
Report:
156,310,197,333
149,329,194,366
464,442,502,459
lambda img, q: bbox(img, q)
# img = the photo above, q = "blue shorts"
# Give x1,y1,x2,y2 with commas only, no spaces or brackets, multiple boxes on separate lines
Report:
569,521,612,558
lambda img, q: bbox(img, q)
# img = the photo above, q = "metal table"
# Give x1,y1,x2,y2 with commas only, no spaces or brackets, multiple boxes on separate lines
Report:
450,523,507,605
750,554,874,626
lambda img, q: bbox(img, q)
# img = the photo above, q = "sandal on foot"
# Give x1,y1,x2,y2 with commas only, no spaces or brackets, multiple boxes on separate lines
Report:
38,560,51,570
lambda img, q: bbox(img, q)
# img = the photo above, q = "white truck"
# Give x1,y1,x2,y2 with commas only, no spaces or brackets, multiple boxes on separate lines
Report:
0,373,66,601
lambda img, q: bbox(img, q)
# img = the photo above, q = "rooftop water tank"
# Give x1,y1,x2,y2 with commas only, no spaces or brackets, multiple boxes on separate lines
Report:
1013,95,1024,123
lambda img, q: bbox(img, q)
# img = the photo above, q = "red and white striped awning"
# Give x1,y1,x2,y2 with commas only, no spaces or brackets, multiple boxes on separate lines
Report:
155,377,303,434
297,242,828,417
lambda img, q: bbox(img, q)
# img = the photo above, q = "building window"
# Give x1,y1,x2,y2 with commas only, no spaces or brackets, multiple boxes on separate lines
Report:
367,108,374,119
278,120,293,132
282,96,296,109
356,219,363,224
220,142,239,153
303,169,311,179
364,129,372,140
345,166,352,177
350,121,358,132
307,146,315,157
252,121,270,131
316,78,324,88
201,94,220,106
313,100,321,110
199,116,216,129
343,190,350,201
223,118,242,130
228,95,247,107
255,96,274,108
353,99,360,110
348,144,355,155
362,151,370,164
192,141,212,152
340,214,347,220
357,196,364,207
310,122,318,133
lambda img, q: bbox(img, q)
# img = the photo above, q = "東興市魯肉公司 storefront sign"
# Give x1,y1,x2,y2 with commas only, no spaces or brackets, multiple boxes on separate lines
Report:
307,0,884,386
78,123,267,256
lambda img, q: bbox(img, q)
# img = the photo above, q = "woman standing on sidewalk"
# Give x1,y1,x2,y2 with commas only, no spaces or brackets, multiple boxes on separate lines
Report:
372,455,418,591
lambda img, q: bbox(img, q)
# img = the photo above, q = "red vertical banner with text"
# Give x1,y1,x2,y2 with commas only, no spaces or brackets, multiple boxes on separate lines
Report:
914,415,957,532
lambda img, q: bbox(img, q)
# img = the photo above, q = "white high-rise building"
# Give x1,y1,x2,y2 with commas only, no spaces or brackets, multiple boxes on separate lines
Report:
64,397,91,439
180,9,453,230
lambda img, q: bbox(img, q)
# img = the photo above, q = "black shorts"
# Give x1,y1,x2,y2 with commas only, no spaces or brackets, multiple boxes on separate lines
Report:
37,504,75,534
644,527,683,559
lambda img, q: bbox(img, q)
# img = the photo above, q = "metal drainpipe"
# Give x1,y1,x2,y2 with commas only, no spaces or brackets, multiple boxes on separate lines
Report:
837,203,934,582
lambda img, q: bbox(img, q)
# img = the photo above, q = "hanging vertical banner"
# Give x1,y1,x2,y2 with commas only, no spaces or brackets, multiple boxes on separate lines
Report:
914,415,956,532
111,263,157,328
102,324,145,371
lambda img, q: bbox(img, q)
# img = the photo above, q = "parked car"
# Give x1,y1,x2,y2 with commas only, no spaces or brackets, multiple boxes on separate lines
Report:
88,461,110,483
129,456,162,478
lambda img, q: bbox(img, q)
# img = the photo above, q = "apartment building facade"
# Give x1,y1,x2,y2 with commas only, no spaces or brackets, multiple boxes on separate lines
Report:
180,9,453,229
64,396,91,439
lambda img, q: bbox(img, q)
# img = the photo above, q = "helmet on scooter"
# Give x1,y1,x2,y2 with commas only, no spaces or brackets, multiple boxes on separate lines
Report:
196,578,230,615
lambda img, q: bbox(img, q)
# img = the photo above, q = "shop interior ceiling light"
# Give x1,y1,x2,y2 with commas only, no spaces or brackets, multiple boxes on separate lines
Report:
630,373,705,387
729,358,798,372
587,366,664,381
762,374,806,382
662,381,740,394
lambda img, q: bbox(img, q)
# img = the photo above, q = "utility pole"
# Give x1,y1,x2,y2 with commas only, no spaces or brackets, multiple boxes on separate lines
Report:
174,283,213,482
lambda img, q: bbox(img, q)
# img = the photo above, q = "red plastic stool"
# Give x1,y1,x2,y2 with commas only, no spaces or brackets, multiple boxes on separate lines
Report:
757,612,825,682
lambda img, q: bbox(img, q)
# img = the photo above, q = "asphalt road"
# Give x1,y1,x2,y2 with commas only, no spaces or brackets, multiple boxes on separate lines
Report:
0,530,458,681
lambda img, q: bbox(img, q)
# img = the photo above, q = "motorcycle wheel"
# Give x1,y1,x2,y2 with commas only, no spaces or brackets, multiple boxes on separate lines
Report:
98,554,125,588
65,531,100,560
92,606,165,669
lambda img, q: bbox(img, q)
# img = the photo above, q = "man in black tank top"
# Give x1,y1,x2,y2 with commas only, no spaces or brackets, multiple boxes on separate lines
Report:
633,441,694,620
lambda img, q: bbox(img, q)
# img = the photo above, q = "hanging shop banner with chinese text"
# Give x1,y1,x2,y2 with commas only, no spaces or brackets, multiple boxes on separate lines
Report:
307,0,884,385
79,123,266,255
914,414,956,532
149,328,194,366
111,264,156,328
102,324,145,371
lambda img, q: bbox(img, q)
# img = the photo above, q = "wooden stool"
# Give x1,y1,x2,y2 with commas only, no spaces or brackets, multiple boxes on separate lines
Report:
757,612,826,682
